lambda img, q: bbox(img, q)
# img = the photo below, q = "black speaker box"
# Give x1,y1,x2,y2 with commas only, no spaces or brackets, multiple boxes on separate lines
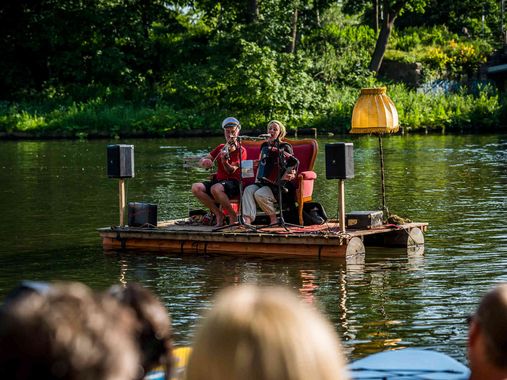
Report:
128,202,157,227
107,144,134,178
325,142,354,179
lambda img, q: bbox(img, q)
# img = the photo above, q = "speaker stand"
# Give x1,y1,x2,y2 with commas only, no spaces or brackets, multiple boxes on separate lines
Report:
119,179,126,227
338,179,346,233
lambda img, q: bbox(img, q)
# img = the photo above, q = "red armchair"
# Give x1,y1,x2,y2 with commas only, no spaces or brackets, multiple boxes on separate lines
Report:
289,139,319,225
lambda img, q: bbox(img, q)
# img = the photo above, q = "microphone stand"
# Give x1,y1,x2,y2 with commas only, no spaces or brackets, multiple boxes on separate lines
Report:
256,139,300,232
214,135,256,232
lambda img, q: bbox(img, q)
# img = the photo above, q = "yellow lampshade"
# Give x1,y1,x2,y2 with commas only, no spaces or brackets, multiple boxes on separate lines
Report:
350,87,399,134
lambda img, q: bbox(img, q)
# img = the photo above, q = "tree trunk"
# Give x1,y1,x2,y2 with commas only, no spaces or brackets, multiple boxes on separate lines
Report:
369,11,396,72
373,0,379,34
315,0,321,27
246,0,259,23
286,7,298,54
139,0,150,40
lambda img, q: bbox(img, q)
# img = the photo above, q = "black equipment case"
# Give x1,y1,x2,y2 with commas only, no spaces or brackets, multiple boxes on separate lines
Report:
346,210,383,229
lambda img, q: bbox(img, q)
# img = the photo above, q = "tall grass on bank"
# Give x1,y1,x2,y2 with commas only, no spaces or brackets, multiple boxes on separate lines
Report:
388,83,501,132
0,84,503,139
0,101,197,138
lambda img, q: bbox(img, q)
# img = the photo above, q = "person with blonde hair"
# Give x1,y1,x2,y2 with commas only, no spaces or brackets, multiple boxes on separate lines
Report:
185,285,349,380
241,120,298,225
467,283,507,380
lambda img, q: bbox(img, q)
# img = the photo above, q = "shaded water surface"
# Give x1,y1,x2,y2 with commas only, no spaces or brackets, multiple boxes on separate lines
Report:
0,134,506,363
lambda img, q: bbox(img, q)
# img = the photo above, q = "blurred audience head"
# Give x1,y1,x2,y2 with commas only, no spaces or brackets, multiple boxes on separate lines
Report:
0,281,139,380
186,284,349,380
1,280,51,306
108,283,173,380
467,283,507,380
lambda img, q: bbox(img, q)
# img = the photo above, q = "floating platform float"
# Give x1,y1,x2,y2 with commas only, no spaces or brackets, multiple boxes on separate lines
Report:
349,348,469,379
98,220,427,259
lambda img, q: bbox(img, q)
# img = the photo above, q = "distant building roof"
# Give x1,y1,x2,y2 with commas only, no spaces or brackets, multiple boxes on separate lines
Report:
487,63,507,74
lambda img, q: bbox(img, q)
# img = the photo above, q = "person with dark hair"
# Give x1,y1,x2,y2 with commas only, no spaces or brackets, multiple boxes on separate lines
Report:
191,117,247,227
467,283,507,380
107,283,173,380
0,281,139,380
0,280,51,307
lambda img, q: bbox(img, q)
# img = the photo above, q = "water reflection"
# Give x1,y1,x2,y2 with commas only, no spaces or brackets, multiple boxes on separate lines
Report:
407,245,425,269
107,245,430,360
299,270,319,304
0,134,506,364
346,251,366,275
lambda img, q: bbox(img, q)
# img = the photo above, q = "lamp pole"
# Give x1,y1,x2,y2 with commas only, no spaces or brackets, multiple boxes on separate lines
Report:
378,135,388,218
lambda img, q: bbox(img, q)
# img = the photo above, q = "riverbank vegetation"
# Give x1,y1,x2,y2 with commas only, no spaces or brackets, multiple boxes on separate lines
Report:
1,0,505,138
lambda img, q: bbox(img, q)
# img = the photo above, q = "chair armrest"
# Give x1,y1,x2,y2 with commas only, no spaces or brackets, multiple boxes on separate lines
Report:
297,171,316,199
298,171,317,181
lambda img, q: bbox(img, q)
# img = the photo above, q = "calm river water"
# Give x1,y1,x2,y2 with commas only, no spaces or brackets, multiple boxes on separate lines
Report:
0,133,506,364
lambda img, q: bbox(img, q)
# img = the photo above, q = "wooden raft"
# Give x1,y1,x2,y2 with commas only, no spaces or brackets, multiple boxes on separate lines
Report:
98,220,428,259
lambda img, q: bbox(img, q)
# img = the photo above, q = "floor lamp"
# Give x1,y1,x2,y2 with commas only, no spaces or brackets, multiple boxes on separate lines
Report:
350,87,399,220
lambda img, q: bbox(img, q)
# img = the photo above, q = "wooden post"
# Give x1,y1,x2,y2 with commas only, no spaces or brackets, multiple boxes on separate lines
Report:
338,179,346,233
119,179,126,227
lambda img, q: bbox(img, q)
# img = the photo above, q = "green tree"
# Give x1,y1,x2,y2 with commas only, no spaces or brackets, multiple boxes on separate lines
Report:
189,0,335,53
0,0,106,97
397,0,501,41
343,0,429,73
0,0,182,99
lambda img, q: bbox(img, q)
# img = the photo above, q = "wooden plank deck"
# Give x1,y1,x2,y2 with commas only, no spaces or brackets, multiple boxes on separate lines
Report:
98,220,428,259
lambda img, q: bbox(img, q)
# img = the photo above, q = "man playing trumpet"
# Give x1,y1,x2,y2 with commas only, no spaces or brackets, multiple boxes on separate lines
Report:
191,117,247,227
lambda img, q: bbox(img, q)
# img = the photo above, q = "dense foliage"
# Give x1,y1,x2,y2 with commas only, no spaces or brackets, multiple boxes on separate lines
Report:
0,0,505,138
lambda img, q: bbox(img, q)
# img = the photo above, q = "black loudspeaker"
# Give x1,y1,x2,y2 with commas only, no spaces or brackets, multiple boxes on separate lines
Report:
107,144,134,178
128,202,157,227
325,142,354,179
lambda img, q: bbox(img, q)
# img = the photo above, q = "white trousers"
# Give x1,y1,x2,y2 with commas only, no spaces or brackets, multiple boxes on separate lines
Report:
242,184,277,221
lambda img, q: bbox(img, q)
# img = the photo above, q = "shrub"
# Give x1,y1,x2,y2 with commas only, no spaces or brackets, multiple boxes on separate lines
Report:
388,26,494,81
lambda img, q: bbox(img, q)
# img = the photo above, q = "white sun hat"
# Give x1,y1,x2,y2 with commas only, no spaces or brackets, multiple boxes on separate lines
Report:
221,117,241,130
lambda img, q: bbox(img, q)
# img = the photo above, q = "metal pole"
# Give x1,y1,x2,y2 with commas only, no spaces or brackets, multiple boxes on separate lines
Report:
338,179,346,233
378,135,388,218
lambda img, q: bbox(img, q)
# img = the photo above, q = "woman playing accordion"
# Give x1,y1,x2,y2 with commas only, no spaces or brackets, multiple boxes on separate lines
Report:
241,120,299,225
